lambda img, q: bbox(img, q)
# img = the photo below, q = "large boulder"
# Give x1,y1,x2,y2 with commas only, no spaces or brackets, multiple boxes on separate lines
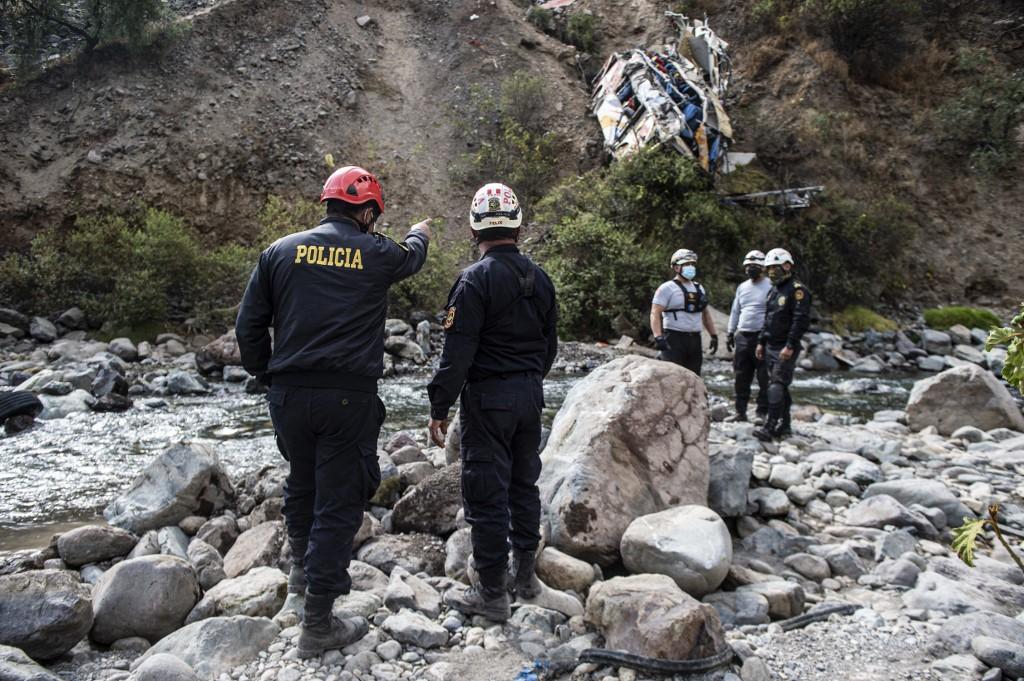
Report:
619,506,731,597
0,570,93,660
131,616,279,679
844,495,938,538
862,480,973,527
707,445,754,518
91,555,201,645
539,356,709,565
185,567,287,624
222,522,285,579
356,534,446,576
929,611,1024,657
905,365,1024,435
56,525,137,567
195,330,242,374
105,443,234,534
584,574,727,660
391,465,460,536
0,644,63,681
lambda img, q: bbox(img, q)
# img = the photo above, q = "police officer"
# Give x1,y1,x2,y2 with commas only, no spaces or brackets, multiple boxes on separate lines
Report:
753,248,812,441
726,250,771,422
650,248,718,376
236,166,431,658
426,182,558,622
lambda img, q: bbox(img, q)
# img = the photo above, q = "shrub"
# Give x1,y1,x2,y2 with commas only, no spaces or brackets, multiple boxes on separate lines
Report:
565,12,598,53
831,306,898,334
388,221,471,318
257,194,323,247
986,304,1024,391
924,306,1001,331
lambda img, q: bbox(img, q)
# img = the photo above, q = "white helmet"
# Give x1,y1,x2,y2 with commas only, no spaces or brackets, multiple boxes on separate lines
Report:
670,248,698,266
764,248,794,267
743,250,765,266
470,183,522,232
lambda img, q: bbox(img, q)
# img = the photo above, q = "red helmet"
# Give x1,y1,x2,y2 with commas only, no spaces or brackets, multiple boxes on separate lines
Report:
320,166,385,213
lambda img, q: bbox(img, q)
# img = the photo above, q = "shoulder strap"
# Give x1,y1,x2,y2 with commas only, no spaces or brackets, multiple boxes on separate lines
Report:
489,253,535,298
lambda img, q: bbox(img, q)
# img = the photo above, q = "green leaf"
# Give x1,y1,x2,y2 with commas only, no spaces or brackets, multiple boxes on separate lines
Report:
952,516,989,567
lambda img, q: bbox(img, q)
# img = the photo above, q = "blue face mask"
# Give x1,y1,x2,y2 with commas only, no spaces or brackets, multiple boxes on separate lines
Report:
681,265,697,280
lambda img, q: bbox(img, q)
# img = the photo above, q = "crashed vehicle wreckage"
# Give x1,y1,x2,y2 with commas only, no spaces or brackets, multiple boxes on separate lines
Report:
591,13,734,172
589,13,822,210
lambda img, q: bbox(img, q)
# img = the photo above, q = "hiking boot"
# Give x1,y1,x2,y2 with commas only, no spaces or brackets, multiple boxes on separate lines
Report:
511,548,541,600
297,591,368,659
274,565,306,622
752,417,779,442
725,412,748,423
444,583,511,621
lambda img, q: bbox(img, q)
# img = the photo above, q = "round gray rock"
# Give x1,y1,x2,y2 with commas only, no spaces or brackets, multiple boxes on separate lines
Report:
57,524,137,567
0,570,93,661
130,653,201,681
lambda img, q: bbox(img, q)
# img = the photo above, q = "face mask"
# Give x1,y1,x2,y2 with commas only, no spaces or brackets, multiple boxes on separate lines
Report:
768,268,786,284
681,265,697,280
746,266,762,280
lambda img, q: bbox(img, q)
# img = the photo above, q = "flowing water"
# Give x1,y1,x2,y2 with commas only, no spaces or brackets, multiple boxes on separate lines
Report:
0,361,921,552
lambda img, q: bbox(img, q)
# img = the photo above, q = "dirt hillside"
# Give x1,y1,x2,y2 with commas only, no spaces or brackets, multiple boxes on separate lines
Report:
1,0,1022,308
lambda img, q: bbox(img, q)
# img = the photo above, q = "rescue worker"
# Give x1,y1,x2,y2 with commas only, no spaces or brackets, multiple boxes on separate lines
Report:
726,250,771,422
650,249,718,376
236,166,431,658
426,182,558,622
753,248,812,442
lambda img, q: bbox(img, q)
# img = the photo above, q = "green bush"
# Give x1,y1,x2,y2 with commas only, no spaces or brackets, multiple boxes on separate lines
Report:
565,12,598,53
986,304,1024,391
934,49,1024,174
831,305,898,334
257,194,323,247
924,306,1001,331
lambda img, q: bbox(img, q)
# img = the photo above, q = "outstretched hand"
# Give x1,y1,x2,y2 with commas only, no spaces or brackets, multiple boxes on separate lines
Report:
411,218,434,240
429,417,449,448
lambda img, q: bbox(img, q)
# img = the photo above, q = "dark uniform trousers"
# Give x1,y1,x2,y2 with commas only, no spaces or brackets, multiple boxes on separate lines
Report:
661,330,703,376
734,331,768,415
458,374,544,583
764,344,800,426
268,385,383,598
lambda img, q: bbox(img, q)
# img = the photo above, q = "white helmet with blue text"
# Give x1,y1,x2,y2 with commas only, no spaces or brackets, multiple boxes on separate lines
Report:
470,183,522,232
764,248,794,267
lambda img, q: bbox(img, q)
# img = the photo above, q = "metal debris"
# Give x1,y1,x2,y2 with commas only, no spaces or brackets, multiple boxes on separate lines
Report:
720,186,825,212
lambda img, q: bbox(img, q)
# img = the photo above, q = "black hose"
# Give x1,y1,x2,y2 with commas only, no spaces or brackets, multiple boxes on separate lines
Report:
575,601,859,675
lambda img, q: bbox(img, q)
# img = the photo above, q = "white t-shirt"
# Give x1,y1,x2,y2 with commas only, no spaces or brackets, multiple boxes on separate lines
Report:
728,277,772,333
653,279,704,333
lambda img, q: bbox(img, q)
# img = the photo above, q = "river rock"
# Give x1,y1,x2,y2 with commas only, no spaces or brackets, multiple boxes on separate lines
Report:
931,611,1024,657
132,615,279,679
165,371,208,395
916,355,946,372
519,579,586,617
921,329,952,355
906,365,1024,435
391,465,460,536
873,558,920,587
186,538,226,590
56,524,137,567
748,488,791,517
385,319,412,336
130,653,201,681
30,317,57,343
383,566,441,618
539,357,709,565
91,555,200,644
844,495,937,538
222,521,284,578
381,609,449,648
356,534,446,576
195,330,241,373
38,389,95,419
105,442,234,534
620,506,731,597
185,566,287,624
972,636,1024,678
536,547,596,594
349,561,389,593
862,479,973,527
195,515,239,555
0,644,63,681
443,529,472,581
783,553,831,581
384,336,426,364
708,445,754,518
108,338,139,362
954,344,987,365
0,570,93,660
55,307,86,331
903,569,1013,616
584,574,726,659
0,308,29,330
702,591,770,627
736,580,805,619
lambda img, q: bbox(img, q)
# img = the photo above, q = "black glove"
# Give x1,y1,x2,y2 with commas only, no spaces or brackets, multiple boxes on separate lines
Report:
726,333,735,352
654,335,669,351
709,334,719,354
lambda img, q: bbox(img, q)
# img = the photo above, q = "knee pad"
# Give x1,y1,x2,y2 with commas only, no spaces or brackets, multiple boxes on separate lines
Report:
767,382,785,405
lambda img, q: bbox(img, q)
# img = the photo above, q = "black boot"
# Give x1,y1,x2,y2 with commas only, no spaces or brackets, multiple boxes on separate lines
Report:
511,548,541,600
444,571,511,621
753,416,779,442
276,538,308,621
297,590,368,659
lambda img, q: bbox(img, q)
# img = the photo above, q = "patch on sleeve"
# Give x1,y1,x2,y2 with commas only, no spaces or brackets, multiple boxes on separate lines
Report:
443,306,456,330
777,295,787,307
794,289,805,301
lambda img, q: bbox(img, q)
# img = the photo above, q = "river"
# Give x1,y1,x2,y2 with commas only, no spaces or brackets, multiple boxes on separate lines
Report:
0,360,921,552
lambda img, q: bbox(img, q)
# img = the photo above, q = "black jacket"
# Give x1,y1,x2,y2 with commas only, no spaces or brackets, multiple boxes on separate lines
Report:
236,217,428,390
759,276,812,349
428,245,558,419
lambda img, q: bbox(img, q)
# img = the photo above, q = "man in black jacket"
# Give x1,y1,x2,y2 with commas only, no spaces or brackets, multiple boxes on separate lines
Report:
236,166,430,658
753,247,812,442
427,182,558,622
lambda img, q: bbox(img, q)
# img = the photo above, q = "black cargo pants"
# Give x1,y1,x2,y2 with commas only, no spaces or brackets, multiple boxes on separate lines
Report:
734,331,768,415
458,373,544,585
764,344,800,426
268,384,383,598
659,330,703,376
